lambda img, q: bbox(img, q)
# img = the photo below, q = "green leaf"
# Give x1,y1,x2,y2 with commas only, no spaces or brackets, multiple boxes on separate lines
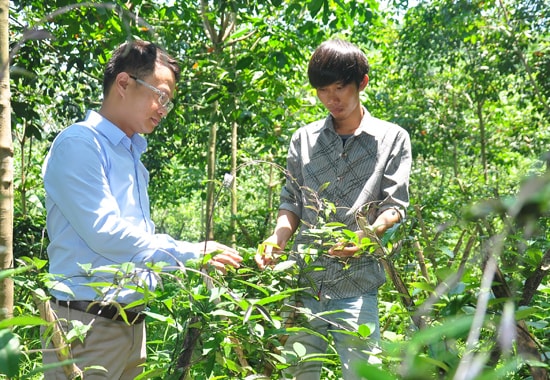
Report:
357,323,373,338
228,26,253,42
324,222,347,228
410,281,434,292
243,304,253,323
143,311,173,323
515,307,537,320
120,262,136,273
308,0,324,17
234,279,269,296
410,316,473,348
254,293,292,306
356,362,398,380
272,259,297,271
292,341,307,357
0,266,33,281
45,281,75,297
236,56,254,70
0,316,48,329
211,309,238,318
0,329,21,377
209,286,226,302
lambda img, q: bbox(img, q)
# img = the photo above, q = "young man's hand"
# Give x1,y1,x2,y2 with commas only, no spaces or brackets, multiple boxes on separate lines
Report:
328,241,363,258
255,235,282,269
328,228,381,258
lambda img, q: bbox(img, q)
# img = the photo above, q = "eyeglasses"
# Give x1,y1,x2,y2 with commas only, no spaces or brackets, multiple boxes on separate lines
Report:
129,75,174,114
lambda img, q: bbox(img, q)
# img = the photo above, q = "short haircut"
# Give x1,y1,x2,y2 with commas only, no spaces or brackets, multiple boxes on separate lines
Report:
308,39,370,89
102,40,181,96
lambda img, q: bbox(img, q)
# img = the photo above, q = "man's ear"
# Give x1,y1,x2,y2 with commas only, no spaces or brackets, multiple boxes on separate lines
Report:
115,72,131,98
359,74,369,91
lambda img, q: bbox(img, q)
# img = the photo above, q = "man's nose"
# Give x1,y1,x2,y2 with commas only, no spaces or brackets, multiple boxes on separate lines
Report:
158,107,167,118
326,93,338,105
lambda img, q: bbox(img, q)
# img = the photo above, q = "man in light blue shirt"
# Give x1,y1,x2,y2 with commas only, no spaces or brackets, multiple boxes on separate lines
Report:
41,40,242,379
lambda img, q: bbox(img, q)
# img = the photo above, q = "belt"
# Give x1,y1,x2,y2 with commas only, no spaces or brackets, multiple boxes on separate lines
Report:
52,298,146,325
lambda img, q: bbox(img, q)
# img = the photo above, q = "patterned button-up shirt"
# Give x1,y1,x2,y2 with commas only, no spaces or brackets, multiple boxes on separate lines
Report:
280,107,412,299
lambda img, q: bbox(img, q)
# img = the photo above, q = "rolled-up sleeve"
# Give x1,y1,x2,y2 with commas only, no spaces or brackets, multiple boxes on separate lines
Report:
377,128,412,220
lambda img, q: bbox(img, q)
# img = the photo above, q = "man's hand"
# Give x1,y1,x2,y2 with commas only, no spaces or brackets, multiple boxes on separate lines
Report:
256,210,298,269
200,241,242,274
328,241,363,258
255,235,282,270
371,208,401,237
328,228,380,258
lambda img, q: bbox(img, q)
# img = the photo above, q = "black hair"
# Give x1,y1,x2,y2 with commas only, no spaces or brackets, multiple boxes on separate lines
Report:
102,40,181,96
307,39,370,88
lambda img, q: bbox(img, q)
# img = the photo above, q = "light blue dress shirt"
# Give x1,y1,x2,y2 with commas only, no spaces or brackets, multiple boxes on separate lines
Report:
43,110,201,304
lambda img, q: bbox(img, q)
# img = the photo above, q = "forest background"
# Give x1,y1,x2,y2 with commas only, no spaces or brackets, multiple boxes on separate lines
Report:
1,0,549,379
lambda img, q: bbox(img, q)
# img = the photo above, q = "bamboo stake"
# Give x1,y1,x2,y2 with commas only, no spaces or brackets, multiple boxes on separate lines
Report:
33,289,83,380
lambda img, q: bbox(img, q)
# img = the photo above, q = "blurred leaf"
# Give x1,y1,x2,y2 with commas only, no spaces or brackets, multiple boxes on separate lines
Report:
0,266,32,280
0,330,21,377
0,316,47,329
514,307,537,320
356,362,399,380
23,28,55,41
357,323,373,338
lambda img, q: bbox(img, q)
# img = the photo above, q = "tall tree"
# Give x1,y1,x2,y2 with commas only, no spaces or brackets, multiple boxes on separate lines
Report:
0,0,13,321
199,0,237,240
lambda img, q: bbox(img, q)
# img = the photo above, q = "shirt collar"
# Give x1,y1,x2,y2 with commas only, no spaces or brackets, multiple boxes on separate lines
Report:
322,106,385,138
85,110,147,154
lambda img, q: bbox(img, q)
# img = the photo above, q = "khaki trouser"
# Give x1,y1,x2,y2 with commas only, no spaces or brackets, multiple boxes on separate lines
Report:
41,301,146,380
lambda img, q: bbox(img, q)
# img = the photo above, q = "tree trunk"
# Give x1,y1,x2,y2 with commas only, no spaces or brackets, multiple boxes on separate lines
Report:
477,99,488,184
0,0,13,321
205,106,217,240
200,0,236,241
230,118,237,246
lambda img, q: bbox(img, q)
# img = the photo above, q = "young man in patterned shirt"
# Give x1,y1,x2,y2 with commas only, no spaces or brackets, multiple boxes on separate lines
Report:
256,38,412,380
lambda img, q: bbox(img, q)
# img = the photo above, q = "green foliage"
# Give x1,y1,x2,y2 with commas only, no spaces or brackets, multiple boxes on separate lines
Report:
8,0,550,379
0,329,21,377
